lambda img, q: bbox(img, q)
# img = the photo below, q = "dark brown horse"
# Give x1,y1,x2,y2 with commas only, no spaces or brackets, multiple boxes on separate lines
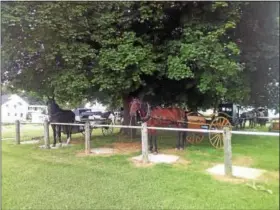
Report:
47,98,75,147
129,98,188,154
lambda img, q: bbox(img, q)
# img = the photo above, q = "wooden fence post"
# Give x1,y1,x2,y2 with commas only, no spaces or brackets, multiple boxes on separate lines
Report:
141,122,149,163
85,121,91,154
15,120,20,144
44,119,50,149
223,126,232,176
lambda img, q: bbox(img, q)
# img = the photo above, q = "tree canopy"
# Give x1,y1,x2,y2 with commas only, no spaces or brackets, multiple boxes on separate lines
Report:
1,1,279,112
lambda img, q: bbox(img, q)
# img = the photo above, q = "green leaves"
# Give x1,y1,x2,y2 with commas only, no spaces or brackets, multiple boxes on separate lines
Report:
2,1,261,110
167,56,194,80
211,2,229,11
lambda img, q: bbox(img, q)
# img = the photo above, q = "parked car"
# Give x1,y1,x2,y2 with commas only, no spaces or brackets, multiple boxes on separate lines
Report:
88,111,103,120
73,108,103,121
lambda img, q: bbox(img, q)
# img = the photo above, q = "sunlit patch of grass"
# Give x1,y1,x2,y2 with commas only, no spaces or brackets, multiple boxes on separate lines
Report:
2,125,279,209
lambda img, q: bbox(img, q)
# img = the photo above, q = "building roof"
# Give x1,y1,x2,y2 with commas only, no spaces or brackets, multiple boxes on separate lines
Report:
1,94,45,106
22,96,45,105
1,94,10,104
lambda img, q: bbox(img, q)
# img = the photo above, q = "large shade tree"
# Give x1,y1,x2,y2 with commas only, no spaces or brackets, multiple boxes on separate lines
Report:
2,1,278,134
236,2,279,111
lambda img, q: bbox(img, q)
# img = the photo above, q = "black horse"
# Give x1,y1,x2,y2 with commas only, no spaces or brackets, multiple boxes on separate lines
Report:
101,111,115,123
240,110,257,129
47,98,75,147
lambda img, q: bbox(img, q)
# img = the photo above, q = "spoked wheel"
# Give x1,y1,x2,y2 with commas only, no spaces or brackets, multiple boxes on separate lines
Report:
102,121,114,136
186,133,204,144
209,116,231,149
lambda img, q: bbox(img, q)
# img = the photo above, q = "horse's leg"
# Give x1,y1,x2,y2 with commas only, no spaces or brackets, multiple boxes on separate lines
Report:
148,134,153,153
184,130,188,147
51,124,56,147
179,131,184,150
57,125,62,146
176,131,180,150
178,131,181,150
182,131,186,150
66,125,71,144
154,134,158,155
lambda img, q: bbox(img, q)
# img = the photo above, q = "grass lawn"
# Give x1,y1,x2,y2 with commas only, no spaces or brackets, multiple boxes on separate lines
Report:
2,124,279,209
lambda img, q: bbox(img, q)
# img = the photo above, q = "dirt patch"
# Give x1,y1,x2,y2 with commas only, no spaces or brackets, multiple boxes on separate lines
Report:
76,150,115,157
129,158,155,168
174,158,191,167
75,142,141,157
211,174,246,184
232,156,254,167
259,171,279,182
112,142,141,154
211,171,279,185
69,139,84,145
161,148,187,156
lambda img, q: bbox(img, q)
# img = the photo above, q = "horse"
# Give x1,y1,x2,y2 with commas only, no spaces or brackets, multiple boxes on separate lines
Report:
47,98,75,147
129,98,188,154
240,110,257,129
256,108,268,127
101,111,115,124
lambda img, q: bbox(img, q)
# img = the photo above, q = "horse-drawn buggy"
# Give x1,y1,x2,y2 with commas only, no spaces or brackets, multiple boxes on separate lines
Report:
46,98,115,147
63,109,115,136
185,103,241,149
129,99,242,152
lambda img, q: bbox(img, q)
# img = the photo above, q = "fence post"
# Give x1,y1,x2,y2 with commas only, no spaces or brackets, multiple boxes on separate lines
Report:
141,122,149,163
223,126,232,177
85,121,91,154
15,120,20,144
44,119,50,149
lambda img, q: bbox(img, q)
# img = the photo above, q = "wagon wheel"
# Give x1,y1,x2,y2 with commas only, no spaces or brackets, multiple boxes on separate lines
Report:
186,133,204,144
102,120,114,136
209,116,231,149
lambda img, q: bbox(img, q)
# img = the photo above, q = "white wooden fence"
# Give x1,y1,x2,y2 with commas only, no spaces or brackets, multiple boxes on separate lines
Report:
12,119,279,177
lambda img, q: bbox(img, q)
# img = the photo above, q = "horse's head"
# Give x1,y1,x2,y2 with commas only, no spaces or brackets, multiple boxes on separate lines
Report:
129,98,151,122
46,97,60,115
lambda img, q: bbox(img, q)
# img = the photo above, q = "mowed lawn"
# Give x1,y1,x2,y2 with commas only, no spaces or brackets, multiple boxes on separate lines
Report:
2,125,279,210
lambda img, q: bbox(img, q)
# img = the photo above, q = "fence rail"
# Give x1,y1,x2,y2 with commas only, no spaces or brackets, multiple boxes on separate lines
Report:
89,124,279,136
8,119,280,178
231,130,279,136
50,122,85,126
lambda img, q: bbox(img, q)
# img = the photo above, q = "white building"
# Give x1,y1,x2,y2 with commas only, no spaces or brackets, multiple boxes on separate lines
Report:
1,94,29,123
1,94,48,123
27,105,48,123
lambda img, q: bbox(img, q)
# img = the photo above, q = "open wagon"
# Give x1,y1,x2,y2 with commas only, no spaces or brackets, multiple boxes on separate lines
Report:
61,108,115,136
61,118,114,136
185,103,240,149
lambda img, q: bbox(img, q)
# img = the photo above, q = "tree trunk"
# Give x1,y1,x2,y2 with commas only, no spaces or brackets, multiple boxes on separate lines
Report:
119,94,137,138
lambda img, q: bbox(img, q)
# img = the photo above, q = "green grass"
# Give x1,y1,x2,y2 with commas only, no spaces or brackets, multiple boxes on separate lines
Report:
2,125,279,210
1,124,120,142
